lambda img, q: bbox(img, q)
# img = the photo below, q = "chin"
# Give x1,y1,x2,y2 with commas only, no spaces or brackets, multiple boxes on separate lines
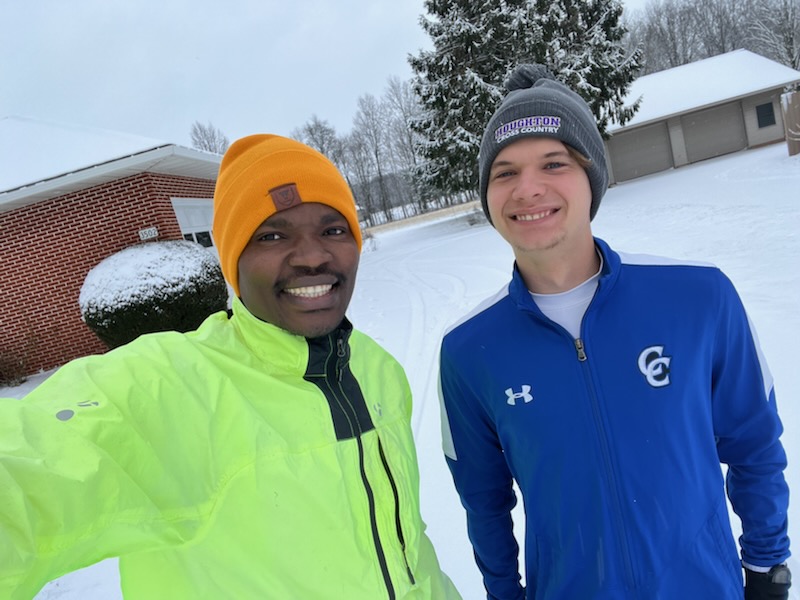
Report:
288,318,343,339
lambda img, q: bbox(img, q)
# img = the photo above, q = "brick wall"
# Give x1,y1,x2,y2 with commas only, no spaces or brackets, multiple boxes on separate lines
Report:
0,173,216,377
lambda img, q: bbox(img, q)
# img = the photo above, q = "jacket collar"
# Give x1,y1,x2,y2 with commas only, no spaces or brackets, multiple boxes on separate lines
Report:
228,297,352,375
508,236,620,315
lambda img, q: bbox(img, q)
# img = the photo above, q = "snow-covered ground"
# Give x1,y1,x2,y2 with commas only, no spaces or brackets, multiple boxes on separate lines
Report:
4,142,799,599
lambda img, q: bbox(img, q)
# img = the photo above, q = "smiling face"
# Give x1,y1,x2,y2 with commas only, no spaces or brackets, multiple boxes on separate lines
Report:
486,137,594,264
237,202,360,338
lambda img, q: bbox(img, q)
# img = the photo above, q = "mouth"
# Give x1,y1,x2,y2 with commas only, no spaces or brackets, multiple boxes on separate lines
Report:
513,208,557,221
283,284,335,298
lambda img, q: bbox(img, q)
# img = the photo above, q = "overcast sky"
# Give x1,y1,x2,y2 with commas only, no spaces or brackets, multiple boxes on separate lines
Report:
1,0,648,147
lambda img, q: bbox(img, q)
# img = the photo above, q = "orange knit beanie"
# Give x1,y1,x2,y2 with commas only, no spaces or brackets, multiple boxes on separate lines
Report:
212,134,362,296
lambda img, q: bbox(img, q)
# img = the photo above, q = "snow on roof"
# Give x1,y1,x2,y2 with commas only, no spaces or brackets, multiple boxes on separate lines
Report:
0,115,170,192
612,49,800,131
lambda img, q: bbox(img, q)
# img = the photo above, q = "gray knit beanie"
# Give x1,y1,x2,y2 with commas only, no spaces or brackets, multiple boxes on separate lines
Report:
478,64,609,223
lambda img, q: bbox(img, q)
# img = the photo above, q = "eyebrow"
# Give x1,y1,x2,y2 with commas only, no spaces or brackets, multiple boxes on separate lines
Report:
492,150,571,169
261,211,346,229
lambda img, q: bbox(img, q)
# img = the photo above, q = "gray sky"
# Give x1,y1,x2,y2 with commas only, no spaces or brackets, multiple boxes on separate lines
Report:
1,0,647,147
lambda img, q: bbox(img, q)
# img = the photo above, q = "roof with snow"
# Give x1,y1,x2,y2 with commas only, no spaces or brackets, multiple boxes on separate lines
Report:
611,49,800,132
0,116,221,211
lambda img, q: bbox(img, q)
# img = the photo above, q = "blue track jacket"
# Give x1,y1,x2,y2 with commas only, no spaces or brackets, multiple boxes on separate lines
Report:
439,238,790,600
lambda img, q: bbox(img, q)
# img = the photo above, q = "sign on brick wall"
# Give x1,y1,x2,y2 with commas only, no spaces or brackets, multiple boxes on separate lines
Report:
138,226,159,241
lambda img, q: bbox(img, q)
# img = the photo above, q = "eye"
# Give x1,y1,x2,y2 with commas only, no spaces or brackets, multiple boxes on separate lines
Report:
324,226,347,236
544,161,566,170
492,169,515,180
255,231,282,242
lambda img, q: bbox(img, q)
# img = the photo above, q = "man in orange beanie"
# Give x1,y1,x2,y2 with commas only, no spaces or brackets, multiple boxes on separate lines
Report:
0,134,461,599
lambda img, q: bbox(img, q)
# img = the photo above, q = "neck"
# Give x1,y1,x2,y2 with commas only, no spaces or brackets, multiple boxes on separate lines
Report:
516,237,600,294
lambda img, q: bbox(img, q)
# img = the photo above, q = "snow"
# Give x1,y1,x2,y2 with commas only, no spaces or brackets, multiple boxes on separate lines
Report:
611,49,800,130
1,142,799,599
78,240,221,314
0,116,168,193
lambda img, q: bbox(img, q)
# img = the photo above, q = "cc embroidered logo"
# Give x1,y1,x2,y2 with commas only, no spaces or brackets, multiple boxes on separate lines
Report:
638,345,671,388
506,385,533,406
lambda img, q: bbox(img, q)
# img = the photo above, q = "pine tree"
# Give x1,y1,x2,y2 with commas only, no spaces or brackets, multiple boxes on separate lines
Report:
533,0,641,133
410,0,640,197
409,0,531,196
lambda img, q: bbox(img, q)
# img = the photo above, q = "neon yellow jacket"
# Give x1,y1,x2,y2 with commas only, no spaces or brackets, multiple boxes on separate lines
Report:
0,299,460,599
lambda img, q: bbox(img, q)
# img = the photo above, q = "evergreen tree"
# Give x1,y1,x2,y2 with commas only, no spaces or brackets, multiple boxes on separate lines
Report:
409,0,532,196
534,0,641,133
410,0,640,197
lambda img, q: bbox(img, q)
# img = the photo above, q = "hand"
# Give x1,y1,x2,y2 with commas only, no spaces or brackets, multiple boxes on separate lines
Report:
744,564,791,600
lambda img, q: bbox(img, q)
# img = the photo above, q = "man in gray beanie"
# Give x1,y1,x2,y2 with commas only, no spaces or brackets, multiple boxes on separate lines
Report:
438,64,791,600
477,63,608,223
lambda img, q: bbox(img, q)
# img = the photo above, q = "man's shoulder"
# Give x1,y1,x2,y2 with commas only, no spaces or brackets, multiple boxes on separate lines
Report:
349,329,400,363
615,250,732,291
443,283,512,341
616,249,717,271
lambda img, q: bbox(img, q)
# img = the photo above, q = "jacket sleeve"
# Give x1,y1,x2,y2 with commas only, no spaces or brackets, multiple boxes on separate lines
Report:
0,348,214,599
439,340,525,600
710,272,791,568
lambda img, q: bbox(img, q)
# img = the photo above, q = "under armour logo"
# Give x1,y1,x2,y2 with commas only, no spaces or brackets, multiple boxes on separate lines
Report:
638,345,671,387
506,385,533,406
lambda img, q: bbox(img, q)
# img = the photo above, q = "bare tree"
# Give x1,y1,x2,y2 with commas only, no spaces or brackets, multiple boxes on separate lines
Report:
291,116,372,223
383,77,428,214
690,0,756,57
384,77,422,173
625,0,798,75
343,132,378,226
748,0,800,70
353,94,394,223
292,115,342,159
630,0,701,73
190,121,229,154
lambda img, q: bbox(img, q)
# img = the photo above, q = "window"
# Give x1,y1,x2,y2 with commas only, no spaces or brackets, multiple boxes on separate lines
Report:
756,102,776,128
183,231,214,248
171,198,215,248
195,231,213,247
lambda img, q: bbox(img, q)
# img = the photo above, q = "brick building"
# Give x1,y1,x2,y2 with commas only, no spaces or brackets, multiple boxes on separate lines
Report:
0,117,221,379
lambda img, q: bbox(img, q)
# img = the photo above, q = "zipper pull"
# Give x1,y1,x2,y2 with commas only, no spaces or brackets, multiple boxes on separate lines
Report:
336,336,346,358
575,338,587,362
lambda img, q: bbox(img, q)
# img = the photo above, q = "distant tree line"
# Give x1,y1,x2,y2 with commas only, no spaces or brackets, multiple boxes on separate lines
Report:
624,0,799,75
191,0,798,229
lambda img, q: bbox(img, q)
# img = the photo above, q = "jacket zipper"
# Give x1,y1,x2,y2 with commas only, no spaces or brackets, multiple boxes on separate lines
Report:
574,338,587,361
331,332,400,599
378,438,416,585
574,338,637,592
355,434,396,600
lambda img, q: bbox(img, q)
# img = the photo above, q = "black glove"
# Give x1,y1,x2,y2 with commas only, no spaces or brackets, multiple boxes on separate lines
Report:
744,564,791,600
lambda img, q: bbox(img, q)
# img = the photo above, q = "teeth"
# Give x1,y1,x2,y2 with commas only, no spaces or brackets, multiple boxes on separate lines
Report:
516,210,552,221
284,284,333,298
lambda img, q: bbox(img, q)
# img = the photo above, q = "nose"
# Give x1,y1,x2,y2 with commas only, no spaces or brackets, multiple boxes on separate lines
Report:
287,235,332,269
512,169,546,201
